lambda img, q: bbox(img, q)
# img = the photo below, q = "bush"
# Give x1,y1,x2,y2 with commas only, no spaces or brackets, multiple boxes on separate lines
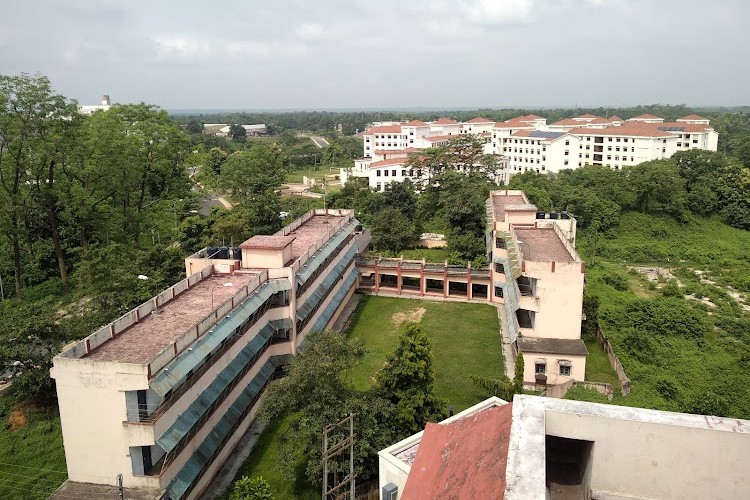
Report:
600,270,629,291
230,476,275,500
564,386,610,404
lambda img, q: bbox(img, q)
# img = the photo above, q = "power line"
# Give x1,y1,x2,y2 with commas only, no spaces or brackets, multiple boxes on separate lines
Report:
0,461,112,480
0,478,117,500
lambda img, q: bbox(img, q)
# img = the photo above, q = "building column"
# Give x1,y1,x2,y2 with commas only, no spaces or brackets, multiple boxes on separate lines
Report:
374,262,379,293
443,265,448,299
420,261,425,296
397,260,402,295
467,263,472,301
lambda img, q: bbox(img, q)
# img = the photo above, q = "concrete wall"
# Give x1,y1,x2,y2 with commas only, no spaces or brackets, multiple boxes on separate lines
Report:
522,352,585,385
242,247,288,269
50,359,154,488
524,260,584,340
545,405,750,500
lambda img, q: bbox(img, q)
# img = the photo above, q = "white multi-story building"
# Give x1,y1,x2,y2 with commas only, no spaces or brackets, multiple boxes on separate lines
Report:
78,95,111,115
52,209,360,500
348,113,719,189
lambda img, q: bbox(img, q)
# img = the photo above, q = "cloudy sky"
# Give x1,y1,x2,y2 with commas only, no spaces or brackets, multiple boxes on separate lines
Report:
1,0,748,110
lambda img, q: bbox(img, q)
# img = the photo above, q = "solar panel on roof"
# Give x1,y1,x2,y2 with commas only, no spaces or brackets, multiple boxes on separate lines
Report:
530,130,565,139
657,126,684,132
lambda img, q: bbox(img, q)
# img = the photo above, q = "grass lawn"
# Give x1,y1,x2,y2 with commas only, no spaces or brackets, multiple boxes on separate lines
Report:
285,169,332,185
582,337,620,390
0,395,67,500
225,416,318,500
346,295,504,411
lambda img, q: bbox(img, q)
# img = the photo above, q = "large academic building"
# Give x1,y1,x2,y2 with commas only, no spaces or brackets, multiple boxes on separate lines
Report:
343,113,718,190
52,209,360,499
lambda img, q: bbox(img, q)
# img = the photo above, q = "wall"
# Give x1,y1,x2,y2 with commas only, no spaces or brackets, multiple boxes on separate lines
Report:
546,406,750,500
521,352,585,385
595,325,632,396
523,260,584,340
50,359,157,488
242,247,286,269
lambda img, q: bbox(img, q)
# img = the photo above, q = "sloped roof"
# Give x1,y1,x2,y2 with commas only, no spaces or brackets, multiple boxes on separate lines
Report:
401,404,513,500
466,117,493,124
435,117,458,124
369,158,408,168
404,119,428,127
677,114,708,121
629,113,663,120
424,134,456,143
516,337,588,356
568,123,674,138
364,125,403,134
495,114,544,128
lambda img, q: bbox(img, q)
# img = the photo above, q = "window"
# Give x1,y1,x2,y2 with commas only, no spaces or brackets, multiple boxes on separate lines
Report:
392,169,397,177
564,160,569,165
535,362,546,374
559,360,572,376
376,170,381,177
384,170,389,177
495,262,505,273
565,140,570,146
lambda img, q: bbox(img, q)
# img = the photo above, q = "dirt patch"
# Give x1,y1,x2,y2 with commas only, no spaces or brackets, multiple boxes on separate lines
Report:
685,294,718,309
392,307,426,326
630,266,677,286
8,409,26,431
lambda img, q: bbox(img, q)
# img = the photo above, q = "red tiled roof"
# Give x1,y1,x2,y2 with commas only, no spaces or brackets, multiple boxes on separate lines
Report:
402,404,513,500
364,125,403,134
404,120,428,127
629,113,662,120
660,122,712,132
609,115,624,122
466,117,493,124
568,123,674,138
677,114,708,121
495,114,544,128
424,134,456,143
240,235,295,250
373,148,423,156
435,117,458,124
510,130,568,142
369,158,408,168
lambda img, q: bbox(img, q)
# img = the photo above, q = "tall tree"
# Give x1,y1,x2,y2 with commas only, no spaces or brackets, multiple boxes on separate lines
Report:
219,144,287,203
375,322,448,433
0,73,75,295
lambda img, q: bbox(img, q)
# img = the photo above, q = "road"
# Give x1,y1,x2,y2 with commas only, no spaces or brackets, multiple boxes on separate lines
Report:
310,136,329,148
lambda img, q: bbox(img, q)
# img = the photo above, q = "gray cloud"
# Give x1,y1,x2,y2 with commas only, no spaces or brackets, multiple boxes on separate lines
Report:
0,0,747,109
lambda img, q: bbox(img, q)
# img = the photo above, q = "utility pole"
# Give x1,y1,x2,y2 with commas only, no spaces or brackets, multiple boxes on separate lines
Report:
322,413,356,500
117,473,124,500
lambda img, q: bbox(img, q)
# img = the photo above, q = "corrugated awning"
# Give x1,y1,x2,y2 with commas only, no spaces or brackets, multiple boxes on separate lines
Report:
296,246,356,322
156,325,274,453
296,220,357,285
310,268,358,333
165,359,275,500
149,279,290,397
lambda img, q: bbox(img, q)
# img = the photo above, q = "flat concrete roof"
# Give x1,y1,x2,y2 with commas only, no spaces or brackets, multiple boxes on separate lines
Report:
85,273,256,364
240,234,295,250
516,337,588,356
288,214,346,259
51,481,159,500
491,194,528,222
514,227,575,263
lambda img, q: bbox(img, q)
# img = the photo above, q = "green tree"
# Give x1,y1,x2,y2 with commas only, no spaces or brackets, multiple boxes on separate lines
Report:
375,322,448,433
623,160,688,218
371,207,415,253
230,476,274,500
185,119,203,134
220,144,286,203
513,352,525,393
229,123,247,142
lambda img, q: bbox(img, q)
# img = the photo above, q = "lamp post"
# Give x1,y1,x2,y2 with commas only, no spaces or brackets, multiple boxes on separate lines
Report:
211,282,234,309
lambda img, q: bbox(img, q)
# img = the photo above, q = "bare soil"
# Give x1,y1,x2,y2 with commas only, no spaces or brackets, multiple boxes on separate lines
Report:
391,307,426,326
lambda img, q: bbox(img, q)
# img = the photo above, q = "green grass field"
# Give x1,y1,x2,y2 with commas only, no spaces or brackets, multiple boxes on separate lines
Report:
0,395,67,500
231,295,504,498
346,295,504,410
582,337,620,389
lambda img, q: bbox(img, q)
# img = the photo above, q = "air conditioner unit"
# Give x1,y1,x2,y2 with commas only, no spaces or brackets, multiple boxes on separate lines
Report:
382,482,398,500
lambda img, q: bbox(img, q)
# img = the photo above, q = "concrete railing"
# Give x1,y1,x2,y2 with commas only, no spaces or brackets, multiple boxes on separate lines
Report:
546,379,614,401
64,266,216,359
595,324,632,396
147,269,270,377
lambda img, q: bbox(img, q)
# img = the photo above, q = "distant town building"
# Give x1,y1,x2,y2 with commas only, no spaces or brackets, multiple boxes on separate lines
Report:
78,95,111,115
343,113,719,188
202,123,267,137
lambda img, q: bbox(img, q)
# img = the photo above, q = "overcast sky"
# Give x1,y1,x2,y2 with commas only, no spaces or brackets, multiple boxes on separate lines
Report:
1,0,748,110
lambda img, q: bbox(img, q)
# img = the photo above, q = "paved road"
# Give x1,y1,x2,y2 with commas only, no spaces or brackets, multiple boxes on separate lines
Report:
310,136,329,148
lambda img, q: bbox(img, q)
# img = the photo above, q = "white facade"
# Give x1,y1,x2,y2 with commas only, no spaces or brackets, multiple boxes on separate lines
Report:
78,95,111,115
352,113,719,188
